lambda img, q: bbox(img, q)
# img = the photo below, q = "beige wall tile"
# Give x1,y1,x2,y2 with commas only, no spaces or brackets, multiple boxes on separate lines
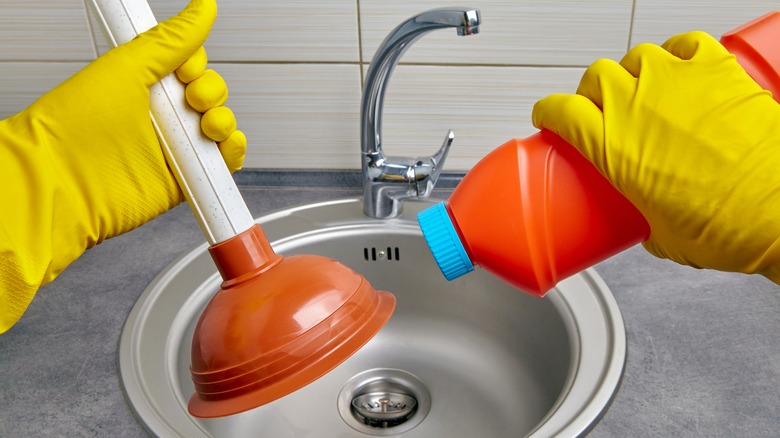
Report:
12,1,779,171
363,64,585,170
632,0,780,45
87,0,360,62
1,61,363,170
359,0,634,67
214,63,362,169
1,61,584,171
0,61,86,117
0,0,96,61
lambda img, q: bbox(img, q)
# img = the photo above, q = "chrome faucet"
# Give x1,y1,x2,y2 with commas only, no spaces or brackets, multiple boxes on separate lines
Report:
361,8,481,218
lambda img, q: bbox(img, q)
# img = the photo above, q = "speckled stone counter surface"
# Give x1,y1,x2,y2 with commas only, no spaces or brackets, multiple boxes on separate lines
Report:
1,174,778,437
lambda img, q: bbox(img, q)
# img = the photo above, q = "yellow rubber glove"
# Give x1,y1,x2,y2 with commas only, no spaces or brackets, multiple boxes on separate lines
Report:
0,0,246,333
532,31,780,283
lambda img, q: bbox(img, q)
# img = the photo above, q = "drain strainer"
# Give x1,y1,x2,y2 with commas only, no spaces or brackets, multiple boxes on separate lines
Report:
338,368,431,436
352,391,418,428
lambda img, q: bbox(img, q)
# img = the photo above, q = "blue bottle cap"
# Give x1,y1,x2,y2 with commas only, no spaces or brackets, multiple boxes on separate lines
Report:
417,202,474,281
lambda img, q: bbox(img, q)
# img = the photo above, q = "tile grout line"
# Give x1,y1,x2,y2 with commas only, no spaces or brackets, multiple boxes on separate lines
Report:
0,61,591,68
76,59,589,69
81,0,100,60
356,0,365,88
627,0,637,51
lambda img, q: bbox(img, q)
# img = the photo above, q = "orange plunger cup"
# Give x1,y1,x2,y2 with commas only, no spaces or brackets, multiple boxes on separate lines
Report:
90,0,395,419
188,225,394,418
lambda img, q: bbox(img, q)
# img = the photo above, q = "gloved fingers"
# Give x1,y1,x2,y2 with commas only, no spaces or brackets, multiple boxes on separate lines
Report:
201,106,237,142
661,31,728,61
619,42,677,78
218,130,247,173
576,58,637,110
532,93,607,171
119,0,216,86
185,69,228,112
177,46,208,83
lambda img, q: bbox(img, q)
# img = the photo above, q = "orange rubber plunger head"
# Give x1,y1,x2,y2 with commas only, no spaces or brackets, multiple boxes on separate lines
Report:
188,224,395,418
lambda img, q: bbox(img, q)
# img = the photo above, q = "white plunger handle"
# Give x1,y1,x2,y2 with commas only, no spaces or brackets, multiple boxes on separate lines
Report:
89,0,255,245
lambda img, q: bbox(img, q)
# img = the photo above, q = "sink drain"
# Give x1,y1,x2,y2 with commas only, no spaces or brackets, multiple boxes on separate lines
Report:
338,369,431,436
352,391,417,428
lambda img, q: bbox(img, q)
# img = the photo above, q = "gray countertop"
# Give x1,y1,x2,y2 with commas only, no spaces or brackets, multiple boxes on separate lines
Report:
0,182,778,437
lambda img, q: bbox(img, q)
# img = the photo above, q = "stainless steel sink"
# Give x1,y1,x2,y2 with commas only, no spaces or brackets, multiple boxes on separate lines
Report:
119,198,626,437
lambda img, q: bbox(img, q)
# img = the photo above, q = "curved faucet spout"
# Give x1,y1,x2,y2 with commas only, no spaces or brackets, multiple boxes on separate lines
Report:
361,8,481,219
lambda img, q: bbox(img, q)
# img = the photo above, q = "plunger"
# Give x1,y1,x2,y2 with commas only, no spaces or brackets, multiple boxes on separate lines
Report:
188,225,394,417
92,0,395,418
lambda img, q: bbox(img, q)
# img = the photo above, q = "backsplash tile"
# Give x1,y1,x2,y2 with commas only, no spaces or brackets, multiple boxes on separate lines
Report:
87,0,361,62
3,0,779,170
196,0,360,62
0,0,95,61
366,64,585,170
359,0,634,67
215,63,363,169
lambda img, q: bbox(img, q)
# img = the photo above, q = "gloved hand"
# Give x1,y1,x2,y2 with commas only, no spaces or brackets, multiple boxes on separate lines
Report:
532,31,780,283
0,0,246,332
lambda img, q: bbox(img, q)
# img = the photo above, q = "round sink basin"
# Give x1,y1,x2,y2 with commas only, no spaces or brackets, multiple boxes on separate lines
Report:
119,198,625,437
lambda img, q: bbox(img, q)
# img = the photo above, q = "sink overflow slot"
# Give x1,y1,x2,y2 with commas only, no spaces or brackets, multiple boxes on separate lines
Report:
364,247,401,262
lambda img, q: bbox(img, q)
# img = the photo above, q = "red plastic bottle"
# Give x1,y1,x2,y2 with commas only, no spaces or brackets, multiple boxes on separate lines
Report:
418,12,780,297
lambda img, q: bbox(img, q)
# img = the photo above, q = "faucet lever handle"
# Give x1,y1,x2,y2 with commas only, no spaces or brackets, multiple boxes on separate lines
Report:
415,129,454,197
434,129,455,166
